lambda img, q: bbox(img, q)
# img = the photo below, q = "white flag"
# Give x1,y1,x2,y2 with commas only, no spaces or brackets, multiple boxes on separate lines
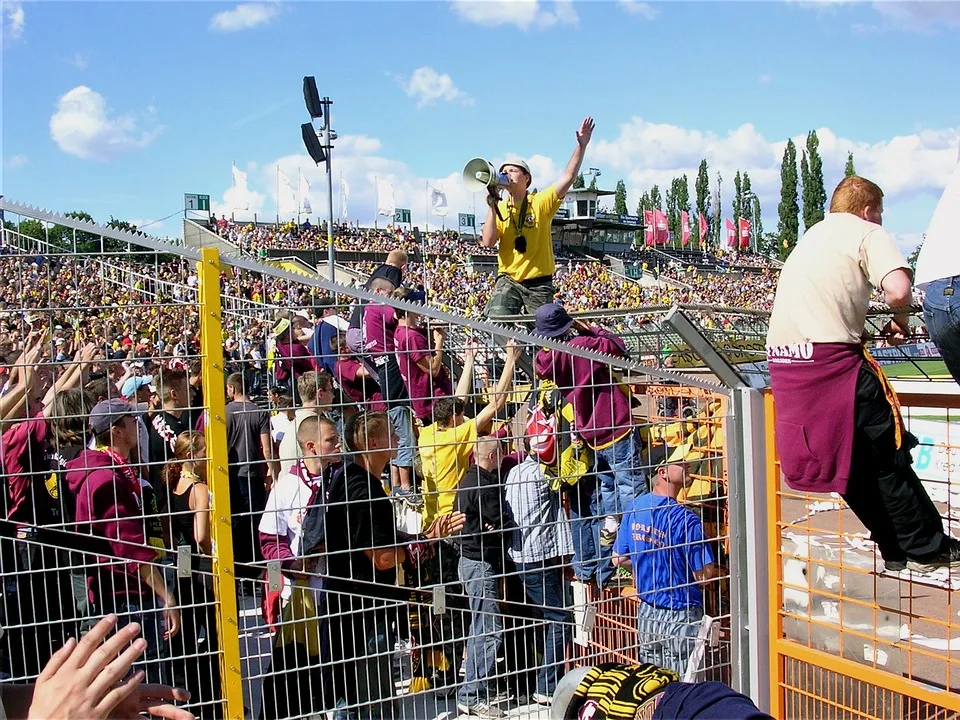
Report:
429,186,449,217
298,169,313,214
277,168,298,215
340,176,350,220
377,178,396,217
231,164,250,211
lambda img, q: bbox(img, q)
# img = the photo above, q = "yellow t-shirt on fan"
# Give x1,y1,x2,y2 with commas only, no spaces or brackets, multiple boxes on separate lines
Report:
495,185,563,283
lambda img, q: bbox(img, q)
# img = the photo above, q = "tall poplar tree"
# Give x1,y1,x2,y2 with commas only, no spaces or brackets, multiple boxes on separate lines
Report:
778,139,800,258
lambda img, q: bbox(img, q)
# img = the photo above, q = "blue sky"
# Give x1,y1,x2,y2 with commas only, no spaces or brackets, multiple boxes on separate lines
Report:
2,0,958,252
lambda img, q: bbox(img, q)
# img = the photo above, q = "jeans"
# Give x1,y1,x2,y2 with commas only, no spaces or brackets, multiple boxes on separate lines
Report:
636,601,704,677
457,556,503,705
515,558,571,695
922,275,960,386
105,594,168,686
567,476,608,586
388,405,416,468
595,429,646,518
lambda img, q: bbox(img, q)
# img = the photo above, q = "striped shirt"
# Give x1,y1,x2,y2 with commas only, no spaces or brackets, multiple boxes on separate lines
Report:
504,457,573,564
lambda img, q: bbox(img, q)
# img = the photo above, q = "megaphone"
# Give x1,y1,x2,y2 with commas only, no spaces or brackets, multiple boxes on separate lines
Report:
461,158,509,193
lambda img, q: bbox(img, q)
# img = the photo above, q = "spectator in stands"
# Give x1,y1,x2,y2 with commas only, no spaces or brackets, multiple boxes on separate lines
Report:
148,367,193,502
336,334,386,420
481,117,594,320
307,297,343,375
533,303,644,578
278,371,335,476
767,175,960,572
393,287,453,425
613,443,717,676
455,436,514,718
67,400,180,684
347,249,407,330
272,310,314,400
504,446,574,706
419,341,518,528
915,158,960,386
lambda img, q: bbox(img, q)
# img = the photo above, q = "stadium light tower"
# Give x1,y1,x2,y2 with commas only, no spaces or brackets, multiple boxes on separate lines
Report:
301,76,337,282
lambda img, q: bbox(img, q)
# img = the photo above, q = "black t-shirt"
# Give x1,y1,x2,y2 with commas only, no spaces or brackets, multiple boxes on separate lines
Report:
147,411,192,507
324,461,400,598
225,400,270,479
455,465,513,568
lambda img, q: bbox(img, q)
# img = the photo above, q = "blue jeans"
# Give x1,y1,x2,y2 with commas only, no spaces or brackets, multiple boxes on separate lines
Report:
567,476,609,586
457,556,503,705
594,429,646,519
388,405,416,468
636,601,704,677
923,276,960,386
515,558,571,695
105,595,168,686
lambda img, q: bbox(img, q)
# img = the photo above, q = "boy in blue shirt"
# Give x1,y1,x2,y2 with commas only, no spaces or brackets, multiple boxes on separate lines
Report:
612,443,717,676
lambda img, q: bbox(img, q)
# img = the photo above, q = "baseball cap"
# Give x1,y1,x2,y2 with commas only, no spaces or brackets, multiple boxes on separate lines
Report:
121,375,154,399
89,399,135,435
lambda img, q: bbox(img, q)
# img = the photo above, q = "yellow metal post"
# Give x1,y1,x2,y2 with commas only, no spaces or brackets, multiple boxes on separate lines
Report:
198,247,245,720
764,390,784,720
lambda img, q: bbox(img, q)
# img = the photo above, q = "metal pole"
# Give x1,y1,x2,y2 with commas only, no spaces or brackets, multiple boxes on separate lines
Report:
324,97,336,283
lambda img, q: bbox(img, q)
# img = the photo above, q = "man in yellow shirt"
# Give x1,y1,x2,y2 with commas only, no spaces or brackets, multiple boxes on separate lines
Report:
419,342,520,527
480,117,596,319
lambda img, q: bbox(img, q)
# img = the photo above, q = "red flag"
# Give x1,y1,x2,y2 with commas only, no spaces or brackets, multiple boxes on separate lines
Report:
738,217,752,249
643,210,655,246
725,218,736,248
681,211,691,246
698,212,708,247
654,209,669,245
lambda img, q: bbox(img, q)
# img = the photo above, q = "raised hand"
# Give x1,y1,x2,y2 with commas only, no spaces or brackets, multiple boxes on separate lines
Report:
576,116,595,148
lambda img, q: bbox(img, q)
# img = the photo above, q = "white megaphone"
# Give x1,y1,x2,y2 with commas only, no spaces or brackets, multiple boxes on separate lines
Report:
461,158,510,193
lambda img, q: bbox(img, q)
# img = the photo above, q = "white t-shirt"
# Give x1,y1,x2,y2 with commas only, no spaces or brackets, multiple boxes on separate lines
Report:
767,212,909,346
258,464,325,589
914,160,960,290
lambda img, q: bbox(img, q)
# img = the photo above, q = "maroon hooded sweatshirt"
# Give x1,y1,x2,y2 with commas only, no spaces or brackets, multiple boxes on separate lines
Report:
66,449,156,601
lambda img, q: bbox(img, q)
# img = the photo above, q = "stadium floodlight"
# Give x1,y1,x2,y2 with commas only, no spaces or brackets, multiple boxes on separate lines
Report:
303,76,323,119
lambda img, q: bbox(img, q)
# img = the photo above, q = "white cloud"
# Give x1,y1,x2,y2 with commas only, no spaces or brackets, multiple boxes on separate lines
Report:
209,2,279,32
49,86,164,162
2,1,24,39
618,0,659,20
67,52,89,70
795,0,960,32
590,117,959,228
397,67,473,108
3,154,27,170
450,0,578,30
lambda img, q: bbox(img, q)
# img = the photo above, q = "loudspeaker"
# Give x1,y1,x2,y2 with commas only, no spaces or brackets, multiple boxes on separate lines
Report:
303,77,323,119
301,123,326,164
461,158,508,193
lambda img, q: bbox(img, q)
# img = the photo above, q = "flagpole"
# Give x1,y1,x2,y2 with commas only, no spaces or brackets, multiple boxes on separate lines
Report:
275,165,280,228
296,166,301,227
374,175,378,231
425,181,429,234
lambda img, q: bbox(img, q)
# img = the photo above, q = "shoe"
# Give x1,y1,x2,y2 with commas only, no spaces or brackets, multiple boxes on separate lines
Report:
883,559,906,573
906,538,960,573
531,692,552,706
456,701,505,718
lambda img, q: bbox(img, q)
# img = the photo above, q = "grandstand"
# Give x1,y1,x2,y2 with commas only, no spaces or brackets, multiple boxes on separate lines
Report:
0,195,958,720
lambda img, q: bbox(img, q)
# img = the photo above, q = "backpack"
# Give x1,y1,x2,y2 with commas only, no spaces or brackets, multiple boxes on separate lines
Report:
525,380,592,491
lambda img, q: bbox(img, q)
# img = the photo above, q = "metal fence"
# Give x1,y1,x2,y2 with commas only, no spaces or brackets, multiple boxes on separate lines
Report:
0,199,755,720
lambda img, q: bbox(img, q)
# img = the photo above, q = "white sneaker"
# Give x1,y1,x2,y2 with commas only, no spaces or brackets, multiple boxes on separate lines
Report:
531,692,552,706
457,701,505,718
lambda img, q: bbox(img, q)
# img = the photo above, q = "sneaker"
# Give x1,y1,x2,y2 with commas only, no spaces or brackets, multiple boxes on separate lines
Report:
456,701,505,718
907,538,960,573
883,559,906,573
531,692,552,706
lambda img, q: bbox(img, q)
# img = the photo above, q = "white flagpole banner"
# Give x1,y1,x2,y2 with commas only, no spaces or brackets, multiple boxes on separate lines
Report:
231,164,250,211
298,169,313,214
341,176,350,220
429,186,449,217
277,168,298,215
377,178,396,217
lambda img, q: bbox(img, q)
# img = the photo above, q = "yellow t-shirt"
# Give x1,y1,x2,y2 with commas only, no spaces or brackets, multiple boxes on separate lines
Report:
418,418,478,526
495,185,563,282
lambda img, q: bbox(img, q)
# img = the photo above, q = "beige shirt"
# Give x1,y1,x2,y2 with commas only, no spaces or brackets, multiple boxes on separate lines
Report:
278,408,317,476
767,213,909,346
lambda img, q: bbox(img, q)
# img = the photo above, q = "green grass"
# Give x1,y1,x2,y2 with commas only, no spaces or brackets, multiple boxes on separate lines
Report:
882,359,950,379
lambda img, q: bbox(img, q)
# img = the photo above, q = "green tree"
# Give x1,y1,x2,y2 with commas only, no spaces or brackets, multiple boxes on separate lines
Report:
799,150,811,231
649,184,662,211
802,130,826,230
778,139,800,258
733,170,743,230
668,175,690,245
907,238,923,271
713,172,723,247
665,181,678,244
588,175,597,190
695,159,711,246
614,180,628,215
844,152,856,178
107,216,140,234
16,219,46,243
573,172,585,189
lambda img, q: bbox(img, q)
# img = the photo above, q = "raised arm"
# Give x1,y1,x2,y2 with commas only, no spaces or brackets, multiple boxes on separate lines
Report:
454,341,478,399
479,197,500,249
555,117,595,199
475,340,520,433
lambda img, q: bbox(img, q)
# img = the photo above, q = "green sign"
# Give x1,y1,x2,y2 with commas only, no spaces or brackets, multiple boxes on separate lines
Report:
394,208,411,224
185,193,210,212
458,213,476,228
